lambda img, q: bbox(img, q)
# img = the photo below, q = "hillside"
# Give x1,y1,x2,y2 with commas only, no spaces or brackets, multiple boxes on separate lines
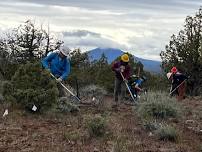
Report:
87,48,162,73
0,95,201,152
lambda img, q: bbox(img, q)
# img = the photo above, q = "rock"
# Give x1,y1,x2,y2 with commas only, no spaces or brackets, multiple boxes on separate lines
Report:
148,132,153,137
185,120,195,124
93,147,99,152
159,148,176,152
134,141,142,146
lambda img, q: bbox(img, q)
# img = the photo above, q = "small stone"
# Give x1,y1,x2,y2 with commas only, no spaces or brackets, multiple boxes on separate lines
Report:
93,147,99,152
148,132,153,136
159,148,176,152
134,141,141,146
185,120,195,124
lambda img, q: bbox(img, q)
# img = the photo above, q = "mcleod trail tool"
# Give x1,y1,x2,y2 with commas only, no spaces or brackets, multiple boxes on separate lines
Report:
120,72,136,103
50,73,81,102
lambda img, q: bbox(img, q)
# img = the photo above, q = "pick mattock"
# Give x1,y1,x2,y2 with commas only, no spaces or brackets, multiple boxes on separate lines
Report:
120,72,136,103
50,73,81,102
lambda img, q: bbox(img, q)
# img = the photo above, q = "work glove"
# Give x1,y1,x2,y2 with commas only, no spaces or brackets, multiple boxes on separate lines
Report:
123,79,128,83
120,65,125,72
46,68,51,73
56,77,63,82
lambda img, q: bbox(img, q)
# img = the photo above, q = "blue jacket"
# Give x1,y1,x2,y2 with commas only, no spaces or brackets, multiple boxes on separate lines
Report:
135,79,143,86
41,52,70,80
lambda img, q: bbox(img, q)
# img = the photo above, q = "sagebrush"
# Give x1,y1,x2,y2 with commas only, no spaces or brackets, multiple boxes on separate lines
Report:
87,116,106,137
156,125,178,142
138,91,182,120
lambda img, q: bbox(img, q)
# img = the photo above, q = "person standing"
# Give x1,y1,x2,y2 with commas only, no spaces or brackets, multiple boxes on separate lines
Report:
112,54,131,106
167,67,188,101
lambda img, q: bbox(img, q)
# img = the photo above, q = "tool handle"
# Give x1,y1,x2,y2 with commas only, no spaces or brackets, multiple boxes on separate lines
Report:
120,72,136,102
169,79,186,95
50,73,81,102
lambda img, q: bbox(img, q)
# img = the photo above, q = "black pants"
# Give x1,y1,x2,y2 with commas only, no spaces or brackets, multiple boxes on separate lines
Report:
114,77,126,102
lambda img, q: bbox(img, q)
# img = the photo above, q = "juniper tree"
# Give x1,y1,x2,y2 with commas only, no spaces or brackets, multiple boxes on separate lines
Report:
160,7,202,95
3,62,59,111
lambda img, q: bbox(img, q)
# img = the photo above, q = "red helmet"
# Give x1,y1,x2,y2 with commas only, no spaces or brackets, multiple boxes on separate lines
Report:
171,66,177,73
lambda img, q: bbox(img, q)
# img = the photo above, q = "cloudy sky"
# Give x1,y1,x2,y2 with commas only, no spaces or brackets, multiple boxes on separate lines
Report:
0,0,201,60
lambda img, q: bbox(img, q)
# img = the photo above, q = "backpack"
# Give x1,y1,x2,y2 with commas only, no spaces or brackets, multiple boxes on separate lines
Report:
128,75,139,86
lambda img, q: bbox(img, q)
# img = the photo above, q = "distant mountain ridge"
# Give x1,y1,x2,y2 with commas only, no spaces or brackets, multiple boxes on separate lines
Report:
87,48,162,73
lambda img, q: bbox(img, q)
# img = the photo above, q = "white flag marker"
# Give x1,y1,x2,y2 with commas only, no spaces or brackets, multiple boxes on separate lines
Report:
32,105,37,111
3,109,8,117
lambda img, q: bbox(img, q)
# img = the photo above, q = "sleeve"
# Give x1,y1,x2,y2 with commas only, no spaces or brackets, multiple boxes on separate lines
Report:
112,62,119,72
175,74,188,82
182,74,188,80
41,53,56,69
60,59,71,80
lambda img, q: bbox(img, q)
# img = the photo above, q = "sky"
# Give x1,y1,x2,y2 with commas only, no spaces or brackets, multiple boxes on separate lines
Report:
0,0,201,61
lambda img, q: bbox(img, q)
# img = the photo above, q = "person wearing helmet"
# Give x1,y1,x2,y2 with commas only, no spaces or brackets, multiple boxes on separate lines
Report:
171,66,178,74
167,68,188,100
41,45,71,82
112,54,131,105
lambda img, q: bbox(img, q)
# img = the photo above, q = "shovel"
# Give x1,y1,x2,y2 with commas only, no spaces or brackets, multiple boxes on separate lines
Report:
120,72,136,103
50,73,81,102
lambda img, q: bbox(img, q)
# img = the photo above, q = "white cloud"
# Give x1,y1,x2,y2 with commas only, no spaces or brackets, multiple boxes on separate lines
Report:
59,30,128,51
0,0,201,61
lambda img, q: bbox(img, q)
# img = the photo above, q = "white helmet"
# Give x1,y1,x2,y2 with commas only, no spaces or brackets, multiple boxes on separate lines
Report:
59,45,71,57
166,72,172,79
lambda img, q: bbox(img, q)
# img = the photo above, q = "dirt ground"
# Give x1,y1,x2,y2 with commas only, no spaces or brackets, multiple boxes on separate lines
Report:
0,96,201,152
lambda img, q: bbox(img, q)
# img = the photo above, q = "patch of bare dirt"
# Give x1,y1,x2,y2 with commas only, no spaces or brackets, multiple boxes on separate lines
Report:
0,96,201,152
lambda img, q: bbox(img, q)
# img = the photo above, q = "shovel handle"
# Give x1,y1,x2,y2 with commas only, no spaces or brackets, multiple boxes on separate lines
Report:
120,72,136,102
49,73,81,102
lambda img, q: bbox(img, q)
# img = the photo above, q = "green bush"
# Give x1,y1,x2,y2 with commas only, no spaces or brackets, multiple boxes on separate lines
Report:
57,97,80,113
199,144,202,152
2,81,16,102
0,93,4,102
0,81,4,102
138,91,181,120
156,125,178,142
80,85,107,105
3,62,59,111
143,120,162,131
87,116,106,137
